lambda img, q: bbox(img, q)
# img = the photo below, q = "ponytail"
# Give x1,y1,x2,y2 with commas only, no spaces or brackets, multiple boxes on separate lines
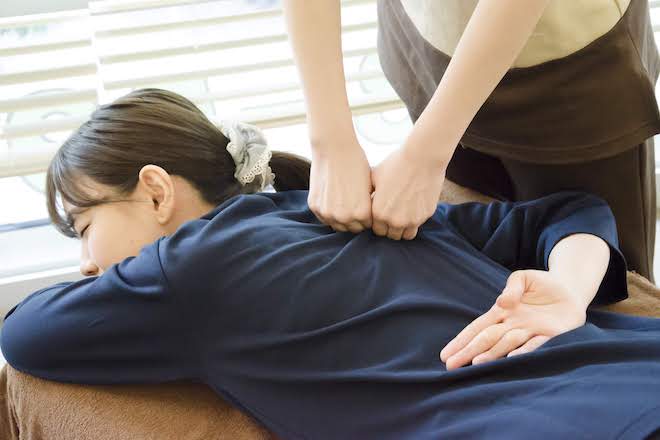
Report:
45,87,313,238
269,151,311,191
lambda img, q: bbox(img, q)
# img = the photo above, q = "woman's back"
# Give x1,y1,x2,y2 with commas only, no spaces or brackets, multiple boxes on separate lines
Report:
3,189,660,439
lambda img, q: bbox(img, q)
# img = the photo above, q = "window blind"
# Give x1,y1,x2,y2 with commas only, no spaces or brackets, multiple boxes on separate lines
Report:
0,0,402,178
2,0,660,179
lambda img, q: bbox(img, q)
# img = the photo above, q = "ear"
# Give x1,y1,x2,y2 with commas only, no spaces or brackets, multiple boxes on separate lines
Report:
137,165,175,225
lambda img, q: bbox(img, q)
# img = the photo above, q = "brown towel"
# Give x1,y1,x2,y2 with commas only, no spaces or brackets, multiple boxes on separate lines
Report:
1,179,658,440
0,367,273,440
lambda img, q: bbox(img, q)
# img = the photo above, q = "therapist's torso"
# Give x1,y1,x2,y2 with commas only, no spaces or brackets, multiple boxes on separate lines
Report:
377,0,660,164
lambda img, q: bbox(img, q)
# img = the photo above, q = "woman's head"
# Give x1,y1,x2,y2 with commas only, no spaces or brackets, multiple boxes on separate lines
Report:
46,88,311,275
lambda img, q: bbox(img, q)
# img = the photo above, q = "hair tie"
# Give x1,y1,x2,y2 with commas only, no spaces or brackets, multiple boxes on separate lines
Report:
218,120,276,191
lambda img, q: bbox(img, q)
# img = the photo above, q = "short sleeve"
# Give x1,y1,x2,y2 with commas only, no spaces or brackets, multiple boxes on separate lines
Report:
434,191,628,306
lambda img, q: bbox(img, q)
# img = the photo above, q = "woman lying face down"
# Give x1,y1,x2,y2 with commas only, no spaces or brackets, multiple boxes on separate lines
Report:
3,89,660,440
46,88,310,276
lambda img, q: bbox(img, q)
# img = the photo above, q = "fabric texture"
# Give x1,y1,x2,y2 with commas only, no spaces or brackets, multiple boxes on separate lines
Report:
442,139,657,283
2,182,660,439
0,364,272,440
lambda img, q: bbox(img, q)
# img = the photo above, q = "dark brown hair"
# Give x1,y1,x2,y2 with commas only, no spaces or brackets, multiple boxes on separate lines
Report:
46,88,311,238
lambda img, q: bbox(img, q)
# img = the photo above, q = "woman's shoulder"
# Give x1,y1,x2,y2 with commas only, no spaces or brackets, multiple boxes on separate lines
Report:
167,189,315,246
158,189,318,288
203,189,311,221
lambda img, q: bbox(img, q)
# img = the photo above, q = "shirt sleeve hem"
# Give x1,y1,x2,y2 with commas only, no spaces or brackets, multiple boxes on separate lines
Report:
542,231,629,307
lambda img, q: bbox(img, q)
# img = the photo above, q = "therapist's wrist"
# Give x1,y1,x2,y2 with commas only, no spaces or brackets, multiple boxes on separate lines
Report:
309,122,361,156
402,137,453,172
311,139,363,161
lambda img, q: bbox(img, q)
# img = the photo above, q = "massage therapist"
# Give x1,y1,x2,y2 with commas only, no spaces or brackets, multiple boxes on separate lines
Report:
282,0,660,283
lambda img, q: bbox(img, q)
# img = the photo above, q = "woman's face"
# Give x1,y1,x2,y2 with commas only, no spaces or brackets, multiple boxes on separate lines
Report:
62,166,215,276
63,190,165,277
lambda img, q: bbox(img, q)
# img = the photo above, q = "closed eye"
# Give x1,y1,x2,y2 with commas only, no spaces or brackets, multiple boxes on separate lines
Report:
79,224,89,239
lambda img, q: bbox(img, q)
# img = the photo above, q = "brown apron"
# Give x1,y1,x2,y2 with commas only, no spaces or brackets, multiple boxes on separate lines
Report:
378,0,660,163
377,0,660,282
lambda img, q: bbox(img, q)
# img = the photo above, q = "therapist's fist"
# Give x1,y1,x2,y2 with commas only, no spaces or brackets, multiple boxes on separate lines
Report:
370,146,446,240
308,138,373,234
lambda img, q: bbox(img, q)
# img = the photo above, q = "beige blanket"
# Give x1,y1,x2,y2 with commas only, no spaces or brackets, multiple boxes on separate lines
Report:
1,180,658,440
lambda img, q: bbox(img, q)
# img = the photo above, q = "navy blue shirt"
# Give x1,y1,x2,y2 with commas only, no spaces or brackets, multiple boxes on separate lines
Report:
3,190,660,439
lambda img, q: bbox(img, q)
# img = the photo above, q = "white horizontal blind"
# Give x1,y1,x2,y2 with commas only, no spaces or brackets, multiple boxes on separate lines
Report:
3,1,660,180
0,0,402,178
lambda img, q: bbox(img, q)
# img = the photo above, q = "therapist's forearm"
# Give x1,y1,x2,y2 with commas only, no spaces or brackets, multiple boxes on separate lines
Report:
405,0,552,166
548,233,611,308
282,0,357,151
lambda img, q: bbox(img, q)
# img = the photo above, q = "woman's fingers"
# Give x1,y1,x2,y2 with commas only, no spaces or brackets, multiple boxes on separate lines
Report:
371,215,419,240
372,221,388,237
332,220,372,234
402,227,418,241
443,321,510,370
313,204,372,234
345,221,366,234
387,226,404,240
372,219,416,241
507,335,551,357
331,223,349,232
440,307,504,362
472,328,531,364
372,222,419,240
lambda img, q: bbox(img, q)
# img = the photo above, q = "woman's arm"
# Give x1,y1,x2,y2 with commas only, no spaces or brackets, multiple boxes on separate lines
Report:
548,233,611,309
434,191,629,307
0,239,197,384
404,0,552,165
439,203,617,370
440,235,611,369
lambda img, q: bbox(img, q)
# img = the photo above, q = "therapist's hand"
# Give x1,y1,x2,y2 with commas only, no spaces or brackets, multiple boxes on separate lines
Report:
439,269,588,370
308,138,374,233
370,146,447,240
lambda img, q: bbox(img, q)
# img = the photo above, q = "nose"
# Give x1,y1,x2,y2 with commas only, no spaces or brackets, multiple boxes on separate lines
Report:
80,246,100,277
80,259,100,277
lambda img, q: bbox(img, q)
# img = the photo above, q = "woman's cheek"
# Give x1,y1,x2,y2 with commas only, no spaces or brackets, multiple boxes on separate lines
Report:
88,217,159,271
88,229,123,271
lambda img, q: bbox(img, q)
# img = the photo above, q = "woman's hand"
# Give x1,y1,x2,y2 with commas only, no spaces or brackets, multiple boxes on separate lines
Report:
370,146,447,240
308,138,374,234
439,269,588,370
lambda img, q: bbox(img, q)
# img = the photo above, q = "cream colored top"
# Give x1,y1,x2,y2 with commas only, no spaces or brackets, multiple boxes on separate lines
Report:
400,0,631,67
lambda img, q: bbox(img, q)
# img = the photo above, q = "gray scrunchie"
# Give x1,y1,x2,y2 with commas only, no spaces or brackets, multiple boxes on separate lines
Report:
218,120,276,191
